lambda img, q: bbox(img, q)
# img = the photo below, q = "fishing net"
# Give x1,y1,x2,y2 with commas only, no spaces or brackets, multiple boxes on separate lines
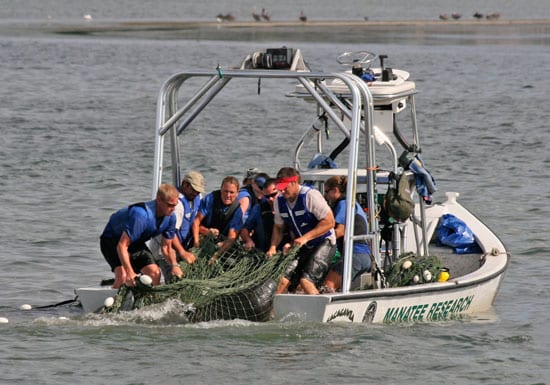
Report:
104,236,297,322
385,252,448,287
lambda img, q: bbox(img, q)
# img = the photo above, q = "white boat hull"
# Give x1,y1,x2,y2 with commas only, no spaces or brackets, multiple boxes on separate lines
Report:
274,260,506,323
75,287,118,313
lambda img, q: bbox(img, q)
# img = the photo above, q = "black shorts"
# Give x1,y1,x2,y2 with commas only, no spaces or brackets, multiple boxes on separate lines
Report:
100,236,156,273
285,239,336,288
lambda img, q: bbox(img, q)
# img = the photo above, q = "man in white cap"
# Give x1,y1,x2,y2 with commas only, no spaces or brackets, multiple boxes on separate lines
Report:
175,171,206,251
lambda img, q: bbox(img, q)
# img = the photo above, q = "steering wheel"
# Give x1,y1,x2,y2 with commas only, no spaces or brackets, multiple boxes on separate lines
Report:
336,51,377,67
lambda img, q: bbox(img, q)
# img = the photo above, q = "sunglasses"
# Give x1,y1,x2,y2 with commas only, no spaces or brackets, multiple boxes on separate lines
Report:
264,191,278,198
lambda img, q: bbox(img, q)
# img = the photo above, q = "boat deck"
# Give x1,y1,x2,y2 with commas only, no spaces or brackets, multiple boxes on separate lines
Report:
428,243,483,279
352,242,483,291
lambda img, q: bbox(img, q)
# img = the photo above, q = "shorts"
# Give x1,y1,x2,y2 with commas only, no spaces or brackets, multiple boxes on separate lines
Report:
285,239,336,288
100,236,157,273
331,252,371,280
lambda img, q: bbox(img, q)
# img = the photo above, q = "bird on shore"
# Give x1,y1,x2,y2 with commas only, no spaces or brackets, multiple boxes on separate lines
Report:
261,8,271,21
451,13,462,20
252,7,261,21
473,12,483,19
216,13,235,22
486,12,500,20
439,14,449,21
299,11,307,22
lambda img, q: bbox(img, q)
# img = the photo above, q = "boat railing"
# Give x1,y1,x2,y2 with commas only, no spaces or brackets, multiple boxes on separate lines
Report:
152,67,383,294
151,60,431,294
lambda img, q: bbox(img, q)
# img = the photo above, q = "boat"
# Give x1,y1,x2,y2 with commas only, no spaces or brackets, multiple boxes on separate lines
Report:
76,47,509,323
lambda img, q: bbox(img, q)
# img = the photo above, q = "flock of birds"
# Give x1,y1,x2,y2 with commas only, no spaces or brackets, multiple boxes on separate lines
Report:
439,11,501,21
216,9,503,23
216,8,308,23
82,10,502,24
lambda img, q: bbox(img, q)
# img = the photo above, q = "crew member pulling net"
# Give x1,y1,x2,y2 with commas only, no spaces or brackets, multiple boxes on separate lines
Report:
103,235,298,322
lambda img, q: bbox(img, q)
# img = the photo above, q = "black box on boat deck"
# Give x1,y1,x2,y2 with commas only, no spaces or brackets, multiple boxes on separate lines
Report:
265,48,294,69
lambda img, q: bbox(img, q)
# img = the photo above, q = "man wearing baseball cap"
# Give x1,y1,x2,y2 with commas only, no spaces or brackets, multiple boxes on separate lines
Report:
175,171,205,250
267,167,336,294
151,171,206,282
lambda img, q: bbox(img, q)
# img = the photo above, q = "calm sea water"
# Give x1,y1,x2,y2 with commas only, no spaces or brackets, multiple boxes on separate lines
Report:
1,1,549,384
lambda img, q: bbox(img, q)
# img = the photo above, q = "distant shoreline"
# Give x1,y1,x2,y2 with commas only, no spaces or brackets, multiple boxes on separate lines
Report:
4,18,550,42
59,17,550,30
118,18,550,26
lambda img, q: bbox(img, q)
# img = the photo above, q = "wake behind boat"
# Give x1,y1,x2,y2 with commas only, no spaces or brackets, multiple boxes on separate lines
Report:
76,48,509,323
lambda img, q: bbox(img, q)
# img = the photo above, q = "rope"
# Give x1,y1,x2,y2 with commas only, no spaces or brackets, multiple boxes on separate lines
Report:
33,297,80,309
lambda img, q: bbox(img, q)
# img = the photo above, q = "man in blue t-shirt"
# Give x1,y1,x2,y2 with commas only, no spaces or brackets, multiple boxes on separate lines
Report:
100,184,181,288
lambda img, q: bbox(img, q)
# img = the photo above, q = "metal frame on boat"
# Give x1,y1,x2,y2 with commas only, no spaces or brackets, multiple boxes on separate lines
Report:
76,48,509,323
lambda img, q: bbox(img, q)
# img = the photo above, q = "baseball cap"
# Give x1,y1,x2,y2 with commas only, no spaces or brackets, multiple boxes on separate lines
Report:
183,171,206,193
254,176,267,189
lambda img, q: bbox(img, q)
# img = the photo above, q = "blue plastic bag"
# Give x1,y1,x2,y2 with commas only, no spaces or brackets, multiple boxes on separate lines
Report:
436,214,477,251
454,244,482,254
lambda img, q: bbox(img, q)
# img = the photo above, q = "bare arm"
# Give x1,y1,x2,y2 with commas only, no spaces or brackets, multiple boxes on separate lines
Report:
160,237,175,263
161,237,183,279
239,196,250,221
192,212,204,248
240,227,255,250
334,223,345,239
117,232,137,286
293,210,335,247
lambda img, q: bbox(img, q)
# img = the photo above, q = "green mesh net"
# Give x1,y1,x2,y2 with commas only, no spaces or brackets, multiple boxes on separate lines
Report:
104,236,298,322
385,252,447,287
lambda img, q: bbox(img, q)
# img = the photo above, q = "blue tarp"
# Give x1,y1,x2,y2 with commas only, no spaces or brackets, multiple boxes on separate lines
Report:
436,214,482,254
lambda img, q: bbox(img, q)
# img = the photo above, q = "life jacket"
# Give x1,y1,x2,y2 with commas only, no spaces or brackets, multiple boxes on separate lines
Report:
277,186,331,247
259,200,274,240
102,200,175,252
251,200,275,252
177,194,201,248
209,190,240,236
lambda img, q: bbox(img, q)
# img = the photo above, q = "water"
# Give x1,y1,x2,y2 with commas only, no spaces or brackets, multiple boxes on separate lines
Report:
1,1,549,384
